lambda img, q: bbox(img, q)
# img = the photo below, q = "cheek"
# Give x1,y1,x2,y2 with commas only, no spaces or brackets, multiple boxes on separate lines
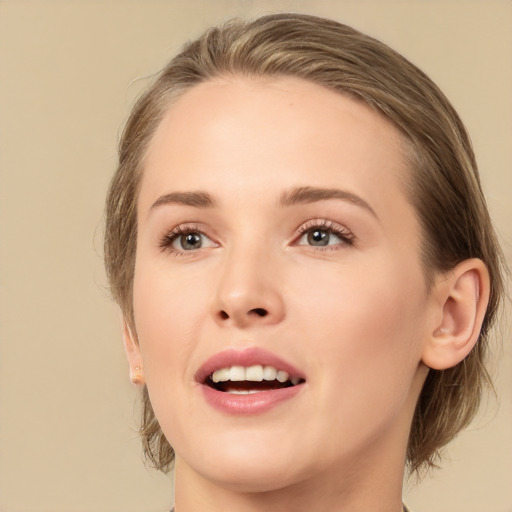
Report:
132,262,213,381
131,265,215,440
291,257,427,399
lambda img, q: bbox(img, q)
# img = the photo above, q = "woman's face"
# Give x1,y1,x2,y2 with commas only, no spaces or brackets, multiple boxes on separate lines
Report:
130,77,435,491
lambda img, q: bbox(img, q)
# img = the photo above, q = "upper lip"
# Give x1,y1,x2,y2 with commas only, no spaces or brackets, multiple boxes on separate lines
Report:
195,347,306,384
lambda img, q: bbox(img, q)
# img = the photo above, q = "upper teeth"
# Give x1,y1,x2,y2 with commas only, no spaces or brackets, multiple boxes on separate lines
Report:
211,365,299,385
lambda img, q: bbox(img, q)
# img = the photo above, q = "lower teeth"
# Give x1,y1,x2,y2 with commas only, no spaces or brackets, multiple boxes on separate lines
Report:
227,389,262,395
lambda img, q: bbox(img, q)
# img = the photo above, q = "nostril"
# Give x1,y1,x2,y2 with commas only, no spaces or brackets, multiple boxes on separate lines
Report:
217,308,269,322
250,308,268,317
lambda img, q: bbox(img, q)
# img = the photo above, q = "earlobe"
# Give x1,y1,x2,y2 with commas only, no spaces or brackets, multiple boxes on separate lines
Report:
122,318,145,386
422,258,490,370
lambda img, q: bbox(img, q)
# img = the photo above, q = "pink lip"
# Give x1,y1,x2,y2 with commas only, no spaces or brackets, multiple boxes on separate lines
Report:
195,347,306,415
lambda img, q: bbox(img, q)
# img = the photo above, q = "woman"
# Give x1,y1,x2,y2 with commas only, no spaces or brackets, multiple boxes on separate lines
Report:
104,13,504,512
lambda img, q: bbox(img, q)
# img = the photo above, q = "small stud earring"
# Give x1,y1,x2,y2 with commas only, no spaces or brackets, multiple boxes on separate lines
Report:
131,365,145,385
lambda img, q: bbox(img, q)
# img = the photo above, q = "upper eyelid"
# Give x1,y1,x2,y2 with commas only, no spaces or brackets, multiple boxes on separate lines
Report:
298,219,346,229
165,223,213,237
295,219,353,235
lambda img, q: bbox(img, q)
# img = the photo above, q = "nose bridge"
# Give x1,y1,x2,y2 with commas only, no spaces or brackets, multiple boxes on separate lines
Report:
212,236,285,327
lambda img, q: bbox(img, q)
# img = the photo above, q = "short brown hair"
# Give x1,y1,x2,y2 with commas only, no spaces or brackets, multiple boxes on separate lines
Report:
104,13,504,475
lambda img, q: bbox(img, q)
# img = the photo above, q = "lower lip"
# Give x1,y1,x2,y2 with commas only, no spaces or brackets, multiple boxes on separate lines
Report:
201,384,304,415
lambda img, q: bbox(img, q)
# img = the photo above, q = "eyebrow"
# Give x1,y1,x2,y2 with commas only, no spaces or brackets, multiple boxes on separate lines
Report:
149,186,377,219
279,186,378,218
150,191,217,211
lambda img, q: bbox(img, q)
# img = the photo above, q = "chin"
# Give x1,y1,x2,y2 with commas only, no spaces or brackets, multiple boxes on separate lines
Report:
177,434,316,493
200,460,309,494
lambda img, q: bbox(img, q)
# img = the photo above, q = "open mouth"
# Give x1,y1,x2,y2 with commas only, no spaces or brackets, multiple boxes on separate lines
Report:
205,365,305,395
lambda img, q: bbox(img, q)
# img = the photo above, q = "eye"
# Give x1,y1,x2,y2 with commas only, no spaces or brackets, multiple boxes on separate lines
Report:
299,228,342,247
304,229,336,246
160,226,217,253
295,220,354,248
174,232,204,250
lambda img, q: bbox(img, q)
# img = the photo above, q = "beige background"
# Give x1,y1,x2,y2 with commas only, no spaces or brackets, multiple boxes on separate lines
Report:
0,1,510,511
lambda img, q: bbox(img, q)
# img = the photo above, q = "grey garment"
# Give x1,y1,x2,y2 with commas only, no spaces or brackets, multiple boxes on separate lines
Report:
171,505,411,511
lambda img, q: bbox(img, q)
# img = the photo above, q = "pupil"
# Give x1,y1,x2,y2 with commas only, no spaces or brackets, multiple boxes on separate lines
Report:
308,229,329,246
182,233,201,250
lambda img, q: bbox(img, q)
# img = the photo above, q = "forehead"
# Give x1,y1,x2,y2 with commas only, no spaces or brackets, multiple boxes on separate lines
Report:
140,76,412,218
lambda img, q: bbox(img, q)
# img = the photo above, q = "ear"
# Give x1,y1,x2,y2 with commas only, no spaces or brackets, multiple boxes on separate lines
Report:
122,318,145,386
422,258,490,370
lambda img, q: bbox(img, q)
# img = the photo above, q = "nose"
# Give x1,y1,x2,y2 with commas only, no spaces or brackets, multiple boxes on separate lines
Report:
211,244,286,328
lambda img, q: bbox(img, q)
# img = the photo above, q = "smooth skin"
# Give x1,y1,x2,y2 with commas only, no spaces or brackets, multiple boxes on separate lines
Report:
123,77,490,512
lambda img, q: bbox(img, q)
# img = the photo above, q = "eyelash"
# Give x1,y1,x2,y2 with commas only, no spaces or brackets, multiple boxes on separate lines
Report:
294,219,355,249
159,219,355,255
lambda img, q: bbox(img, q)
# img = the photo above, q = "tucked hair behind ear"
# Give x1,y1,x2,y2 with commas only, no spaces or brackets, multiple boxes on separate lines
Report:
104,13,505,475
